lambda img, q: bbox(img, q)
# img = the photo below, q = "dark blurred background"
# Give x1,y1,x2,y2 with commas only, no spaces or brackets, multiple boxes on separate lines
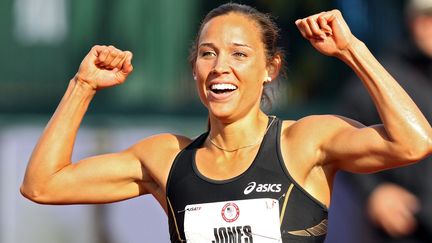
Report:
0,0,408,242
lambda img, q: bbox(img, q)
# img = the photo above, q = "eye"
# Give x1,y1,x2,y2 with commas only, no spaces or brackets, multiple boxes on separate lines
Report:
200,51,216,58
233,51,247,58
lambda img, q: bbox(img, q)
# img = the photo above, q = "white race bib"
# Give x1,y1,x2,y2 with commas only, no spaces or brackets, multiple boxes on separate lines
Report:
184,198,282,243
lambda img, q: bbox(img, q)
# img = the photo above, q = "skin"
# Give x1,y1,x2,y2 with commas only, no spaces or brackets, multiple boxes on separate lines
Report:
21,9,432,218
366,13,432,238
411,14,432,58
368,183,420,237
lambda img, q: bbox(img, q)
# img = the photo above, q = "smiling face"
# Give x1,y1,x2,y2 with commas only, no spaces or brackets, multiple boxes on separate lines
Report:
194,13,270,121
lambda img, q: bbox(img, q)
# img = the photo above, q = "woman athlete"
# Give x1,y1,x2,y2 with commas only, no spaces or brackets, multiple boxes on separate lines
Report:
21,3,432,242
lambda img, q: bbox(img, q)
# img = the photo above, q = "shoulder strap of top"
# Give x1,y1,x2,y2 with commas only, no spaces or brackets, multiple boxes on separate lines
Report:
166,131,207,194
258,115,280,149
184,132,208,150
251,116,280,163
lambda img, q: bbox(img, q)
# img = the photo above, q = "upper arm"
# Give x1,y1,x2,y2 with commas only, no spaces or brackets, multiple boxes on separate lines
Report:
318,115,420,173
27,133,190,205
293,115,417,174
41,150,146,204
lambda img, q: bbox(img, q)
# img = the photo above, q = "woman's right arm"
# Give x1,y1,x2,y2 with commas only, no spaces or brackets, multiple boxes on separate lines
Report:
20,45,160,204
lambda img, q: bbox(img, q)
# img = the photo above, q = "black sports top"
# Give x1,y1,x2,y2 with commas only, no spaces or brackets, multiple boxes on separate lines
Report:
166,117,328,242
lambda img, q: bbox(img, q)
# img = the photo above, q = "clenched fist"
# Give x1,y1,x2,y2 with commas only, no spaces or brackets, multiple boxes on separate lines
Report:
74,45,133,90
295,10,357,58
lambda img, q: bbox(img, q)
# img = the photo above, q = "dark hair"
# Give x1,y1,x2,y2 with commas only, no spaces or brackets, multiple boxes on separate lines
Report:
189,3,285,112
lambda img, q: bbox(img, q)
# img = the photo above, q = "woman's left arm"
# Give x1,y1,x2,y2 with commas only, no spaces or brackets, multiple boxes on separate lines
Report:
295,10,432,172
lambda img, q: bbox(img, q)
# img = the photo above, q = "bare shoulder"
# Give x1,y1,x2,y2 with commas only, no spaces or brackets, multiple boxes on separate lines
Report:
126,133,193,188
280,114,365,167
128,133,192,162
281,114,364,138
131,133,192,150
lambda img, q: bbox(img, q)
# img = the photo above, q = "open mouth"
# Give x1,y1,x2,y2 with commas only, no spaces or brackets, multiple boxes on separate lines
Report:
210,83,238,94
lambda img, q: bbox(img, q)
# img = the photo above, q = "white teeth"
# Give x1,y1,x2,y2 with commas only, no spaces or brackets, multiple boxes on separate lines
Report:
211,83,237,90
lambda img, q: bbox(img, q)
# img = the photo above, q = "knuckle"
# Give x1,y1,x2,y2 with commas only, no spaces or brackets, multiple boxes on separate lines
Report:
101,47,109,54
299,19,307,29
108,51,116,57
118,51,126,57
91,45,102,53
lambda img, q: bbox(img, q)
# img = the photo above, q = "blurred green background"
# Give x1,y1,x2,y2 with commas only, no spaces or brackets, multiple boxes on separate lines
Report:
0,0,406,119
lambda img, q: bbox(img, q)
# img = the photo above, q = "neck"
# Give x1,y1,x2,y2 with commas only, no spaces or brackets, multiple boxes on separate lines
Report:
207,111,272,152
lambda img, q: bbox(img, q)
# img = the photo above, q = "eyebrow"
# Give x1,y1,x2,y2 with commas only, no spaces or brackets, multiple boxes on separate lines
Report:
198,42,215,48
198,42,253,49
232,42,253,48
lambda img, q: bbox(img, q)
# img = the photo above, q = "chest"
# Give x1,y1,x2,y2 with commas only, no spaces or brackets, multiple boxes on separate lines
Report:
194,146,262,181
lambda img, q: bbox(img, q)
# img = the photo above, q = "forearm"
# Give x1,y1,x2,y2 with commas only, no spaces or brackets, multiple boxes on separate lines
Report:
22,78,96,195
340,39,432,156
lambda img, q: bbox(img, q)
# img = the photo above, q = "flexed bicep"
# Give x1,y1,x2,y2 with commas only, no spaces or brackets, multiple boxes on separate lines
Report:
22,132,188,206
22,150,149,204
297,10,432,173
20,45,141,205
320,115,424,173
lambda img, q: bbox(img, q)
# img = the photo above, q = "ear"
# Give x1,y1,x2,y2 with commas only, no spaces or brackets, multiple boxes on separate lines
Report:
266,55,282,82
192,67,197,81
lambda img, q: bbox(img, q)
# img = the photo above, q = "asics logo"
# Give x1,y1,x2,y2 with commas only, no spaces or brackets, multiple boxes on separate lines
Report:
243,182,282,195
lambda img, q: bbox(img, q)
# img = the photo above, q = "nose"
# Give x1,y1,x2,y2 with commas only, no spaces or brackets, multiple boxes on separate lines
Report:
212,53,230,75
